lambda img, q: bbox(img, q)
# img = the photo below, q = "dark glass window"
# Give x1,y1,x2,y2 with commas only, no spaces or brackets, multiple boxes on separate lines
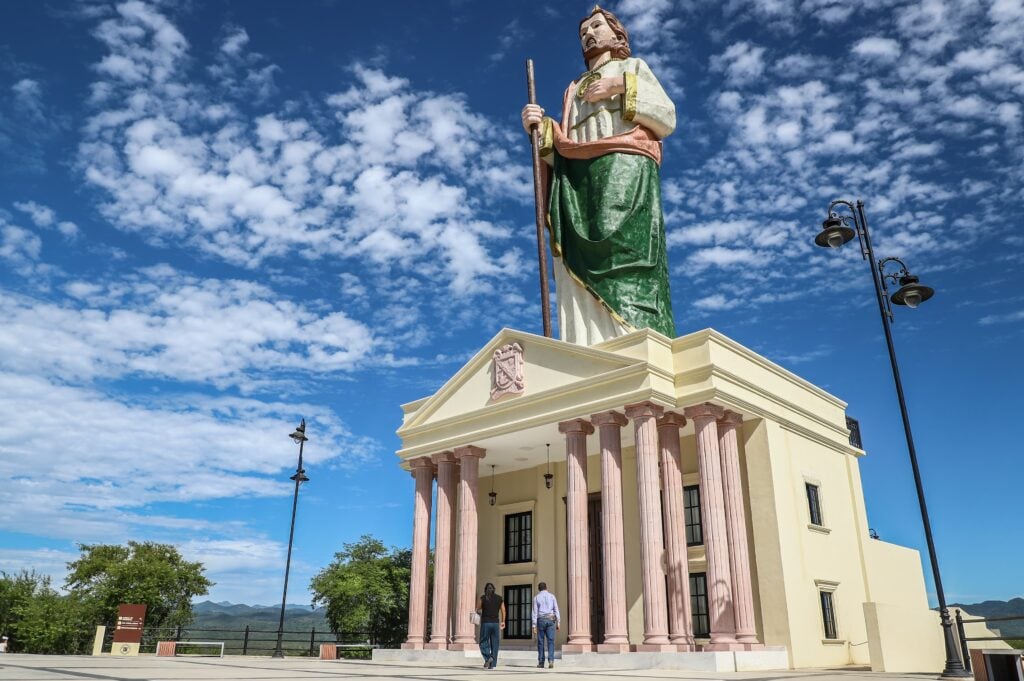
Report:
503,584,532,639
504,511,532,563
806,483,823,526
690,572,709,638
820,590,837,639
684,485,703,546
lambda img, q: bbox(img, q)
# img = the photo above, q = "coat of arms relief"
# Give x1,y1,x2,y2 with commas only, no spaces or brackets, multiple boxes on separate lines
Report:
490,342,525,401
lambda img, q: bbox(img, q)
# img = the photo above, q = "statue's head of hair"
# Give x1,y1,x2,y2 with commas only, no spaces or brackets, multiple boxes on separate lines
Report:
579,6,632,64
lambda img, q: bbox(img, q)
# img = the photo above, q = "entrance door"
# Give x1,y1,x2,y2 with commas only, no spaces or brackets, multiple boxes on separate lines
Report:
563,493,606,645
587,494,605,645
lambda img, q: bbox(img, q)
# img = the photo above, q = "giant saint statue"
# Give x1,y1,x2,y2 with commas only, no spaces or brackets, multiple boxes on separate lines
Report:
522,6,676,346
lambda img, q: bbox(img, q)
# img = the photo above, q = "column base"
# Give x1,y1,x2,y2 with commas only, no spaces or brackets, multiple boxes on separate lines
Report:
562,643,595,653
400,641,425,650
670,641,698,652
446,641,477,651
423,641,449,650
736,634,762,649
596,642,631,653
633,643,678,652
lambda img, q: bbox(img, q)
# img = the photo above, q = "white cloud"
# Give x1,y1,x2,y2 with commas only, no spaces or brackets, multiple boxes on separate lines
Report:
693,293,741,311
893,141,943,160
78,4,530,300
853,37,902,61
0,221,44,277
616,0,679,49
979,310,1024,325
950,47,1005,71
0,548,78,583
713,42,768,86
0,265,378,390
686,246,767,271
668,219,756,247
14,200,79,237
0,372,377,542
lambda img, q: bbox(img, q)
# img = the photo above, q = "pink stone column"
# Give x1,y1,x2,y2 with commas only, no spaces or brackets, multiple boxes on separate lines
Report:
426,451,458,649
718,411,761,648
590,411,630,652
625,401,673,650
684,403,741,651
559,418,594,652
450,445,485,649
402,456,435,649
657,412,696,651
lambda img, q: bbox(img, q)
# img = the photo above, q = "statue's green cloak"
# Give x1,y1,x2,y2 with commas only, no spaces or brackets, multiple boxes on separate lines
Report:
548,150,676,338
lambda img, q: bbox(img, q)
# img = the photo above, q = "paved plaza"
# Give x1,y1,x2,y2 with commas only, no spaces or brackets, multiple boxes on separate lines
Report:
0,655,944,681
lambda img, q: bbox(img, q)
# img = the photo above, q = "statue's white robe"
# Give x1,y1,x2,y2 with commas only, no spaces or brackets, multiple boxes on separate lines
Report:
541,57,675,346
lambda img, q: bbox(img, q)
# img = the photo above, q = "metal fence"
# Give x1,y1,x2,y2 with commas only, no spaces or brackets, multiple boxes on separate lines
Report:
955,609,1024,673
102,625,379,657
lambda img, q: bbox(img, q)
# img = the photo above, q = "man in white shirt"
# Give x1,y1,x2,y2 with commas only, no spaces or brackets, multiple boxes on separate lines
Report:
531,582,560,668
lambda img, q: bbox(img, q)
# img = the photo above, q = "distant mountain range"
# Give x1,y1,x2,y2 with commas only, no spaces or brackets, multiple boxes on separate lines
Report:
950,598,1024,638
193,600,324,615
190,600,329,635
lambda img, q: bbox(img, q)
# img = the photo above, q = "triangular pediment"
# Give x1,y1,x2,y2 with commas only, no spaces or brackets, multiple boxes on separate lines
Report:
400,328,643,433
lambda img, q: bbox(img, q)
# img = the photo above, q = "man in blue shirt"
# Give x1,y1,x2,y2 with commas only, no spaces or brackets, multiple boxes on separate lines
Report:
531,582,560,668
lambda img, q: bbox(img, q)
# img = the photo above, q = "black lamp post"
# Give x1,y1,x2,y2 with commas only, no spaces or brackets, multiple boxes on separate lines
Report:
543,443,553,489
813,199,967,678
271,419,310,659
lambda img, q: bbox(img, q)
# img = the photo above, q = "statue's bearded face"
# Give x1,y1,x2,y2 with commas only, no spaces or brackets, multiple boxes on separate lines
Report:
579,12,619,61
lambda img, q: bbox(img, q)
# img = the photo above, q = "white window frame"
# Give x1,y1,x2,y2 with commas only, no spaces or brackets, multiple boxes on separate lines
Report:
815,579,843,643
803,476,830,533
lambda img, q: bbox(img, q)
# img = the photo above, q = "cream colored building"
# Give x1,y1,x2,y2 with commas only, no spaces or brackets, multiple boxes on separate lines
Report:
386,327,981,672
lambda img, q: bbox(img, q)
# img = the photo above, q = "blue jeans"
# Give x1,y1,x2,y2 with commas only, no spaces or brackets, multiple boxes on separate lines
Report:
479,622,501,666
536,618,556,663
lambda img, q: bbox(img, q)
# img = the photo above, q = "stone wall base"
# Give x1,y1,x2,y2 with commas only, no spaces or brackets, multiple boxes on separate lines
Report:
372,646,788,671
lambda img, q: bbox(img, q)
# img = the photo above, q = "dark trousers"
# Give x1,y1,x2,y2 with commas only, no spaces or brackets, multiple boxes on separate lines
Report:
536,618,556,663
479,622,501,665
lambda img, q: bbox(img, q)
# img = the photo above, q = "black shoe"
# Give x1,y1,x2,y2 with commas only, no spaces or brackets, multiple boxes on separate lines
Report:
537,662,545,668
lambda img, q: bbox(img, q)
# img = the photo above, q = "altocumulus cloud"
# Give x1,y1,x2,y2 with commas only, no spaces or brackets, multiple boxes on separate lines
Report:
658,0,1022,316
78,1,530,296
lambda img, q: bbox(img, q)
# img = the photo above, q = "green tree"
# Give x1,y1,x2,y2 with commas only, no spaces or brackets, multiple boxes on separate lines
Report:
0,570,43,638
11,582,96,655
310,535,412,647
65,541,213,632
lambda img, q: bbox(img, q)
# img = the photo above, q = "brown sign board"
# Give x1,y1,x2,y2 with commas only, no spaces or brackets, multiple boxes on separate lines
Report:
112,604,147,643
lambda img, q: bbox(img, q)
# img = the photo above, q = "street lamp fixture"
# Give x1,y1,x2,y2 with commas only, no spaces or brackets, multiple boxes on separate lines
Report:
813,199,967,678
272,418,310,659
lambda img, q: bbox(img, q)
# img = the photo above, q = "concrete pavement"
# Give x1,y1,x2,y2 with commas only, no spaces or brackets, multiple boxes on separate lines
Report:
0,655,944,681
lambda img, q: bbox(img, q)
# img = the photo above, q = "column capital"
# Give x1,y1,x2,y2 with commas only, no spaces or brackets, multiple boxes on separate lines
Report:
624,401,665,420
683,402,725,422
657,411,687,430
558,418,595,435
431,450,457,465
453,445,486,460
590,410,628,429
409,456,436,474
718,410,744,428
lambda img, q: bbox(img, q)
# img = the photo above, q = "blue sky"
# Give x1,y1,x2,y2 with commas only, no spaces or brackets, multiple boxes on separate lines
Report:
0,0,1021,607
